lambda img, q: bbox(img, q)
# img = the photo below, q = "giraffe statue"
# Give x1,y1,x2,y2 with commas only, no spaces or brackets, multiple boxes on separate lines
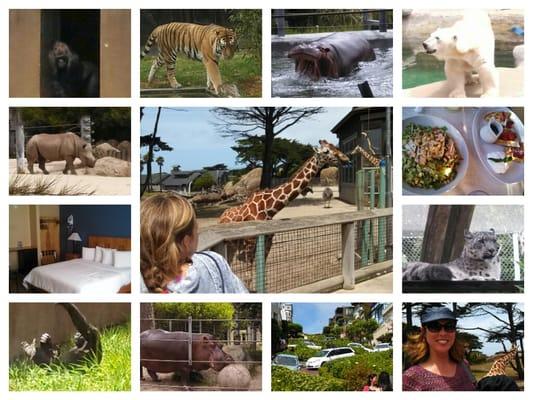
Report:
484,346,518,377
217,139,350,284
219,139,350,223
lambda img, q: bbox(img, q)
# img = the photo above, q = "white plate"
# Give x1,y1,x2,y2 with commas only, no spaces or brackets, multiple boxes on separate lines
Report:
472,108,524,184
403,114,469,195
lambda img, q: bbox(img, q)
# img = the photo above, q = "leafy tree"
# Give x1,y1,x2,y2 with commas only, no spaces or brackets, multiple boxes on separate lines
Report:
154,303,235,320
192,172,216,191
228,10,262,59
155,156,165,191
212,107,323,188
345,319,379,345
140,303,155,332
287,322,303,338
232,137,314,177
203,163,228,171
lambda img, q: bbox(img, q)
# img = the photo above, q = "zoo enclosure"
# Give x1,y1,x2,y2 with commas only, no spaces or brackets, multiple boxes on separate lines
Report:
141,316,262,391
403,232,524,281
199,208,392,293
272,9,392,35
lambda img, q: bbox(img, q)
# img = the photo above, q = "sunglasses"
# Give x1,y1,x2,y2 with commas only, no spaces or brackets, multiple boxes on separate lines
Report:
424,320,457,333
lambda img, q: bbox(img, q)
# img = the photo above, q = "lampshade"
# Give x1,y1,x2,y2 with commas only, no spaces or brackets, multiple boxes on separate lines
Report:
67,232,82,242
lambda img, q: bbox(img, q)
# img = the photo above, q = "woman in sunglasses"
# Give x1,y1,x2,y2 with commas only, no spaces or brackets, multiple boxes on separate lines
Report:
403,306,476,391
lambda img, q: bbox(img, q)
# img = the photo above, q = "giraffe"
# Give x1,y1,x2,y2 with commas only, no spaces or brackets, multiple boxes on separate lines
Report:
219,139,350,223
218,139,350,287
484,346,518,377
349,131,385,167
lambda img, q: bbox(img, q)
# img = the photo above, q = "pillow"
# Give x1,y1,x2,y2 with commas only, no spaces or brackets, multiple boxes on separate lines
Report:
94,246,104,263
101,248,116,265
114,250,131,268
82,247,96,261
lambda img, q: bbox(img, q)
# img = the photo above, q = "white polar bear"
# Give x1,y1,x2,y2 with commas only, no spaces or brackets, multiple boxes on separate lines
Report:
423,10,499,98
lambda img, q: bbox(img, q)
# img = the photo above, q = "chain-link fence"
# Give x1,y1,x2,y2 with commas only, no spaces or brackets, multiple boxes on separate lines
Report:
141,317,262,391
403,232,524,280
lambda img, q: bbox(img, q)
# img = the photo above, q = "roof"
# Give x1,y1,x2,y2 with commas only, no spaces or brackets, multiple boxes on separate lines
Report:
162,171,202,187
140,173,170,185
331,107,383,133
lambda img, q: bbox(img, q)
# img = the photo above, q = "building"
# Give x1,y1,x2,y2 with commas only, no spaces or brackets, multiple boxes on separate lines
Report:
272,303,293,323
328,305,365,326
330,107,392,206
369,303,393,345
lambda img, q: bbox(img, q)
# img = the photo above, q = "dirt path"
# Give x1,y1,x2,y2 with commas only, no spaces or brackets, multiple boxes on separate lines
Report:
10,159,130,195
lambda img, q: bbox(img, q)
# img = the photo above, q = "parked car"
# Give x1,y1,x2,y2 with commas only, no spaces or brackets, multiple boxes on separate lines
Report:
372,343,393,352
303,340,322,350
348,342,373,352
305,347,355,369
272,354,301,371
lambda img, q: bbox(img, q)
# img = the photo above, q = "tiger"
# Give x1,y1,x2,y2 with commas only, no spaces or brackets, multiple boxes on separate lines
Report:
141,22,237,95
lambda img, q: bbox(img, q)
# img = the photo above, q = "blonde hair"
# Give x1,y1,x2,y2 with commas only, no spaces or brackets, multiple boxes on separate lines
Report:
140,192,196,292
403,327,465,367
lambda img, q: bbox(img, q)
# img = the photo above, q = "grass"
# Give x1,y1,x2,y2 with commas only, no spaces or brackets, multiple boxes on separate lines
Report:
9,175,96,196
9,323,131,391
140,52,262,97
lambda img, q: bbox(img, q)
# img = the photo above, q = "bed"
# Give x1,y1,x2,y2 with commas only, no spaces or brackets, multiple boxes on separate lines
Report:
23,235,131,294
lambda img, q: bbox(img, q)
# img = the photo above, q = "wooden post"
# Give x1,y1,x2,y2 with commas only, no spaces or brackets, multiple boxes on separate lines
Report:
341,222,355,289
420,205,474,263
14,109,26,173
255,235,266,293
379,10,387,32
188,316,192,366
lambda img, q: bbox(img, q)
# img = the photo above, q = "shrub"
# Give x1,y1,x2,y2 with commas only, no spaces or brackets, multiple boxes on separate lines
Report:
271,366,346,391
468,350,488,364
320,349,393,391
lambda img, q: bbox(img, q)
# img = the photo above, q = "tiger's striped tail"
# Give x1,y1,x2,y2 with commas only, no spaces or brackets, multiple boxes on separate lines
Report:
141,27,160,58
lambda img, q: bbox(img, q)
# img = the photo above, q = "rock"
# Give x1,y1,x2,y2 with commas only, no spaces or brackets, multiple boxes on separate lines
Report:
117,140,131,161
216,364,251,389
223,181,235,196
107,139,120,148
91,157,131,177
222,345,246,362
320,166,338,186
230,168,262,197
198,369,218,385
93,143,120,159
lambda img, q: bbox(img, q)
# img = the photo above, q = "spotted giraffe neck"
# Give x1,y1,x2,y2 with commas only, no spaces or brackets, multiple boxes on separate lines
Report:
484,346,518,377
352,145,380,167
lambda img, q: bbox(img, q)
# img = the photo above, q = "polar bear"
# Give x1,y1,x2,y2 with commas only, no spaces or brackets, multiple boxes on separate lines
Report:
422,10,498,98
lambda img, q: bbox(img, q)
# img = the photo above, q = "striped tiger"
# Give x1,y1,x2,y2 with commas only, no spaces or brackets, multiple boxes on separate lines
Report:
141,22,237,94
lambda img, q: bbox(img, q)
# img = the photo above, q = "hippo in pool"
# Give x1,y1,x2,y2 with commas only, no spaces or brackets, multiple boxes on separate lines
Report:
140,329,233,384
288,32,376,81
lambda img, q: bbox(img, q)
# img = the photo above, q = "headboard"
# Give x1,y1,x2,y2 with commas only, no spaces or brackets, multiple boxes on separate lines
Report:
88,235,131,250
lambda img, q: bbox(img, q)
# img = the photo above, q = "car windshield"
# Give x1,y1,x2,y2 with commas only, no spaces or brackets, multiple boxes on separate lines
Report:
376,344,389,349
275,355,298,366
316,350,329,357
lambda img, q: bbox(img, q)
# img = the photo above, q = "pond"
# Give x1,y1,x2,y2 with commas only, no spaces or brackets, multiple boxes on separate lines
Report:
402,47,516,89
272,41,393,98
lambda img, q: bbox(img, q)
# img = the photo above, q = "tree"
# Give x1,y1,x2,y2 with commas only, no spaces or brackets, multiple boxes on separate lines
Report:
192,172,216,191
232,137,314,177
140,303,155,332
155,156,165,191
212,107,323,188
346,319,379,345
228,10,262,59
154,303,235,335
203,163,228,171
287,322,303,338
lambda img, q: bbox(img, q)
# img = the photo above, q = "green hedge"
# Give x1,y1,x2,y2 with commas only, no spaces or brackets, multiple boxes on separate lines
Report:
320,349,393,391
271,366,347,391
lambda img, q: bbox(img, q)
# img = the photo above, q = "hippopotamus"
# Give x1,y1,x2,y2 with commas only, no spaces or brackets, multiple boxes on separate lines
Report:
288,32,376,81
140,329,233,384
26,132,96,175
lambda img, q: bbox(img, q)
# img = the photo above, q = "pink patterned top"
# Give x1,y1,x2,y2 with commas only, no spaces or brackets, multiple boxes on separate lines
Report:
403,363,476,391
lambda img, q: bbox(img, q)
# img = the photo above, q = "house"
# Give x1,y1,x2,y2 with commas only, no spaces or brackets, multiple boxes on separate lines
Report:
330,107,392,206
368,303,393,345
272,303,293,323
328,305,365,326
140,172,170,192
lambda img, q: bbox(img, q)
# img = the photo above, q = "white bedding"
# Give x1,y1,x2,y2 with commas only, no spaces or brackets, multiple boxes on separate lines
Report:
23,258,130,293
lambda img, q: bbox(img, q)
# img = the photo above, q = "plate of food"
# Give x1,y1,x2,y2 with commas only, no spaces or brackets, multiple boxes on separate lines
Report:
403,114,469,195
472,108,524,184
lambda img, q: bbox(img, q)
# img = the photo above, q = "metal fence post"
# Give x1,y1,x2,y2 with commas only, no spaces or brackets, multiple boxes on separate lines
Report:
188,316,192,366
356,170,365,211
378,163,387,262
255,235,266,293
368,170,375,264
513,233,521,280
342,222,355,289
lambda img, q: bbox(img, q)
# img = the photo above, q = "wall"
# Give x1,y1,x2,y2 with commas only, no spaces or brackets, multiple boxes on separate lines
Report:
9,205,33,249
59,205,131,258
9,303,130,361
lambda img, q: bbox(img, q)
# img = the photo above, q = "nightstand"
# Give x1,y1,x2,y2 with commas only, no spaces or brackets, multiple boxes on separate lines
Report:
65,253,81,261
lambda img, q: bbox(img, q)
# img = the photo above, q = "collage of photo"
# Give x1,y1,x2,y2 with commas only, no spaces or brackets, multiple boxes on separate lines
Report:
3,3,527,398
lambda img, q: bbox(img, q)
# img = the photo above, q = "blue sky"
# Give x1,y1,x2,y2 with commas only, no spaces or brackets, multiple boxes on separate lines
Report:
405,303,524,356
293,303,352,334
140,107,351,172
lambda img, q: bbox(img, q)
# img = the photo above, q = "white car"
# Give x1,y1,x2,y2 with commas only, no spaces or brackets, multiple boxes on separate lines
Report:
348,342,373,352
305,347,355,369
372,343,393,352
303,340,322,350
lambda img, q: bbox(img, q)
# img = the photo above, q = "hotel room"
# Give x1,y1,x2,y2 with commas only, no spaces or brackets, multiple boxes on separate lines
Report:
9,204,131,293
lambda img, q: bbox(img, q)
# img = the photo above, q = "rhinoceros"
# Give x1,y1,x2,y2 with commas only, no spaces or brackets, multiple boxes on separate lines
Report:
140,329,233,384
26,132,96,175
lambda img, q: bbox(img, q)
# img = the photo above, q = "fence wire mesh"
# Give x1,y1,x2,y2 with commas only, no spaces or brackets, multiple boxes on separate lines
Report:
355,215,393,269
402,233,524,280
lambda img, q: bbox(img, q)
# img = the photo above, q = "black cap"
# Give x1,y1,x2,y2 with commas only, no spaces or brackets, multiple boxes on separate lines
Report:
420,307,457,324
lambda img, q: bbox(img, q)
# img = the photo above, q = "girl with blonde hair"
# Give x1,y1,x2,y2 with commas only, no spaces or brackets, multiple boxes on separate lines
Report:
140,192,247,293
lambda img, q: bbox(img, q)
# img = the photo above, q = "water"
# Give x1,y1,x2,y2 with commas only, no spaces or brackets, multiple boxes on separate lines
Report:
402,48,516,89
272,47,393,98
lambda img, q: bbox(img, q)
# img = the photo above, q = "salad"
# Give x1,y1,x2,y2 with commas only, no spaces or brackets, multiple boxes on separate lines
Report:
403,123,462,189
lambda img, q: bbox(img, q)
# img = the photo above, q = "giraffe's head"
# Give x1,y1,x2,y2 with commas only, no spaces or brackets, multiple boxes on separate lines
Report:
315,139,351,168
